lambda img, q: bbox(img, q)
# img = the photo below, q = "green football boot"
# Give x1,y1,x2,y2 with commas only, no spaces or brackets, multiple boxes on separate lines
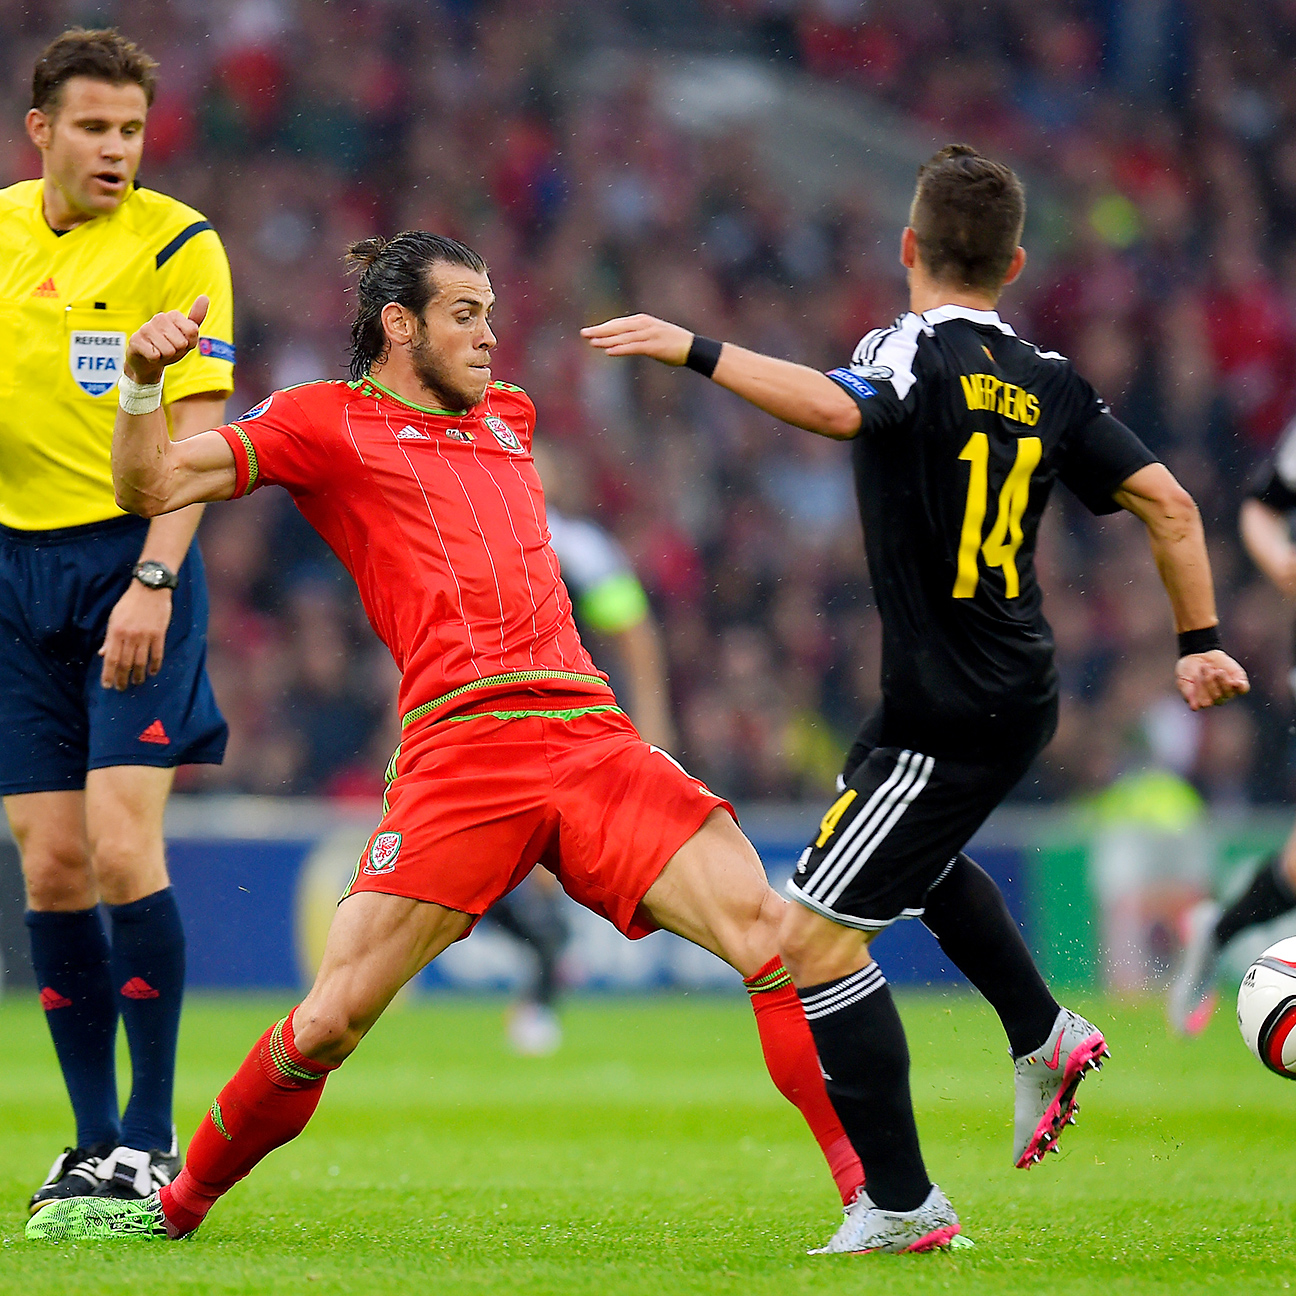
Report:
25,1190,172,1241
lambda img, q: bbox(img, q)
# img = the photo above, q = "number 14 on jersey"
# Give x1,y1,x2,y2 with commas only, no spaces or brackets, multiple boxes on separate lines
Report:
953,433,1042,599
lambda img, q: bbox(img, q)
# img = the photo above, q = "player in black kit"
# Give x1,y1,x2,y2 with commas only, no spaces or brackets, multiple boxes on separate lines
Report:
584,144,1249,1254
1169,411,1296,1036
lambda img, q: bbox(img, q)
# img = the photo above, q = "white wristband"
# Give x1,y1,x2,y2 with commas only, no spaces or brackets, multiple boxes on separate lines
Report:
118,372,163,415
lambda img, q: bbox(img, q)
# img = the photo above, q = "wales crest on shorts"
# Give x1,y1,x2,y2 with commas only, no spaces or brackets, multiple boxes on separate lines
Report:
364,831,402,874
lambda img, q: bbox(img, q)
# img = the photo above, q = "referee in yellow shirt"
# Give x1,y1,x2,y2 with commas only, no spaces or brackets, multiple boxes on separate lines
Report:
2,30,233,1214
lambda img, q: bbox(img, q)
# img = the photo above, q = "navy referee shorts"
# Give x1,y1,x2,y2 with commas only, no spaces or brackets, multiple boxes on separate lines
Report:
0,514,227,796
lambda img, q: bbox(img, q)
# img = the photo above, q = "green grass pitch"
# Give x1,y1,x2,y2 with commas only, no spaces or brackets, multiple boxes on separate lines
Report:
2,991,1294,1295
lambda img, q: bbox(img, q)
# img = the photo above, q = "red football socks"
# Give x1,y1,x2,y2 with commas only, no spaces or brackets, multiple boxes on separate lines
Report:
158,970,860,1236
745,956,864,1204
159,1009,335,1237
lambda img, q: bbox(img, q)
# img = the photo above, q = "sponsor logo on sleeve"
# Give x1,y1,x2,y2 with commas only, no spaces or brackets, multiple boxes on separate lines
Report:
827,367,877,401
199,337,236,363
70,330,126,395
363,831,402,874
484,415,524,452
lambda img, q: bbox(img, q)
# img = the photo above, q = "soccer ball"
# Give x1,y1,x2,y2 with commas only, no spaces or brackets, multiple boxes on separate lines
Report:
1237,936,1296,1079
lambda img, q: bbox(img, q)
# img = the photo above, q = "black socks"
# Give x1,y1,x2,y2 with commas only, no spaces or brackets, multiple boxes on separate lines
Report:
109,887,186,1151
921,853,1060,1058
798,965,931,1212
1215,853,1296,948
27,907,120,1148
487,888,569,1007
28,888,187,1154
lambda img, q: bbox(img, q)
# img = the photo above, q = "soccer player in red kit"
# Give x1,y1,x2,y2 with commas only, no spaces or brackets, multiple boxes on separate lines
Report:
27,232,862,1244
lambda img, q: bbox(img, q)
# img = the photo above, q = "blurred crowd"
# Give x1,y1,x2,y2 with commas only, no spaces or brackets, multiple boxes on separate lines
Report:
4,0,1296,806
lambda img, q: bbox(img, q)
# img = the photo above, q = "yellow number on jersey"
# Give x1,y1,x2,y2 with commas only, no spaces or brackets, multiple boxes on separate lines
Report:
953,434,1043,599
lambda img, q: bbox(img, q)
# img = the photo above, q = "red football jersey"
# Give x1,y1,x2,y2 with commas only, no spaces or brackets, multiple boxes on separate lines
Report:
215,376,611,726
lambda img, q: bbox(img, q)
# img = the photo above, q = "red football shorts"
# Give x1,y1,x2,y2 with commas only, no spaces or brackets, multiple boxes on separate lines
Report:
344,703,733,938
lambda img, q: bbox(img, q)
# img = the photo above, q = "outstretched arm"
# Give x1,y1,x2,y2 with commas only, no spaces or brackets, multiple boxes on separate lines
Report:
1113,462,1249,710
1240,497,1296,599
113,296,238,517
580,314,861,439
611,614,677,752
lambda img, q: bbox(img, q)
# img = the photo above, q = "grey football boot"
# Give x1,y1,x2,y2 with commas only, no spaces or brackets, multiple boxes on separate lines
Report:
1013,1007,1108,1167
809,1184,962,1255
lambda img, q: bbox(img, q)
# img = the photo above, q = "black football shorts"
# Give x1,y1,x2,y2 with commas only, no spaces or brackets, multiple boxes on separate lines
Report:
786,739,1037,931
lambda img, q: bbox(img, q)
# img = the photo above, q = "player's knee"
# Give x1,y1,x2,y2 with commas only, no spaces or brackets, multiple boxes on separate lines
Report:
88,834,166,905
778,902,871,986
777,903,820,981
713,882,785,976
290,1002,365,1066
750,884,786,952
20,839,94,911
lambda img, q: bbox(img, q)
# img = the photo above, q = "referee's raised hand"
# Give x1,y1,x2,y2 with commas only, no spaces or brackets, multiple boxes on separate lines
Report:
124,295,209,385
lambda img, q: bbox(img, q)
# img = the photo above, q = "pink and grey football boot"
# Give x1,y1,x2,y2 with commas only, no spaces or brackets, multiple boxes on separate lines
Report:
1013,1007,1108,1168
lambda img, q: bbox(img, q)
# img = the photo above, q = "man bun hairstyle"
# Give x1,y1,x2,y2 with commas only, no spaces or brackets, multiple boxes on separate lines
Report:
910,144,1025,293
32,28,158,113
346,231,488,381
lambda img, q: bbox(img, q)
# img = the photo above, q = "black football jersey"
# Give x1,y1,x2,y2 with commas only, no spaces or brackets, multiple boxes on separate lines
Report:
1248,414,1296,678
1250,415,1296,514
827,305,1155,762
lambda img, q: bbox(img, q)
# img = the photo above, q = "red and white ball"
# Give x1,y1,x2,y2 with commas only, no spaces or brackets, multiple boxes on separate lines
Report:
1238,936,1296,1079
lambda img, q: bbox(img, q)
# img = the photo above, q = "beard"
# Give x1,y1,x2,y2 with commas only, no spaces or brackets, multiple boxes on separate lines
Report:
409,326,488,412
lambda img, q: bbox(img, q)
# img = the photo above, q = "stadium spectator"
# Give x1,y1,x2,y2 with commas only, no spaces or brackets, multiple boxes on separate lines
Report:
2,0,1293,809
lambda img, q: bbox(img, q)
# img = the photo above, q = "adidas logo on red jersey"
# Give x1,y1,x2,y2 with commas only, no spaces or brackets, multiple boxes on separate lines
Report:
138,719,170,745
394,424,430,441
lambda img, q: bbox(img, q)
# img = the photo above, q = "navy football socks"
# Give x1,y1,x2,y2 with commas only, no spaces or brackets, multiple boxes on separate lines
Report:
109,887,186,1151
26,906,121,1149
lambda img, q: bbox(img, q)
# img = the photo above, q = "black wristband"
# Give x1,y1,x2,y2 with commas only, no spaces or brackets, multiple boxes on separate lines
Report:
1177,625,1222,657
684,335,723,378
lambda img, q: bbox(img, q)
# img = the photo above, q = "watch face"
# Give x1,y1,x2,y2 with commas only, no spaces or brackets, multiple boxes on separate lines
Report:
135,562,175,589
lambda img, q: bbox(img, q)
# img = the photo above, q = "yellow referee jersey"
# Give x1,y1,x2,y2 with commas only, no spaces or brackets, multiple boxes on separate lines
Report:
0,179,235,531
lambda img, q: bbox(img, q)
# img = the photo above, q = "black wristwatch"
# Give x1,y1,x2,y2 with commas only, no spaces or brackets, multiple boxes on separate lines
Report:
132,560,179,591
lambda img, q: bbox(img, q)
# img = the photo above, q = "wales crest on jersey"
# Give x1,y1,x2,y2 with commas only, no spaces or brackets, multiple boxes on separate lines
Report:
484,415,524,452
364,831,402,874
70,329,126,396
